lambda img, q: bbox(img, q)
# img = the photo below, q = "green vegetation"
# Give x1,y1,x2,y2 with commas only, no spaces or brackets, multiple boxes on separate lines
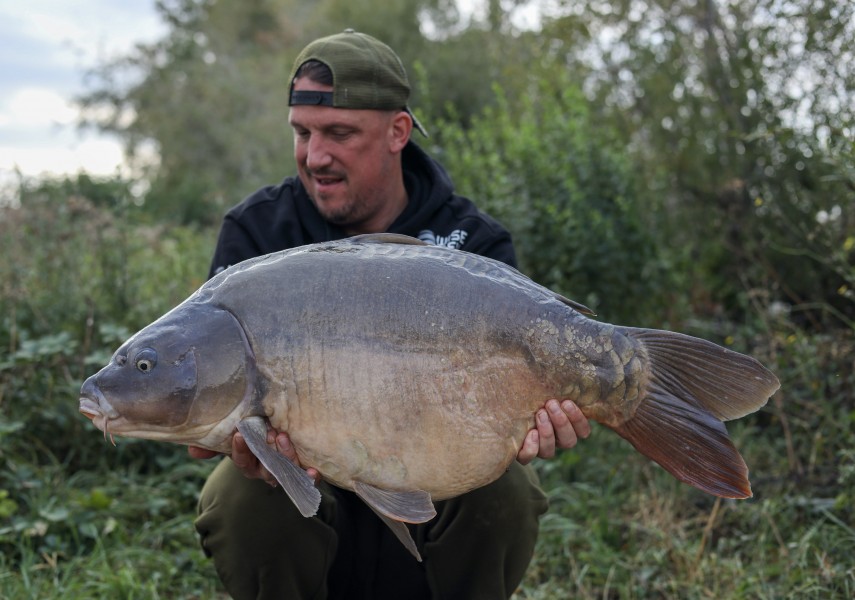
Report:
3,0,853,597
1,175,223,598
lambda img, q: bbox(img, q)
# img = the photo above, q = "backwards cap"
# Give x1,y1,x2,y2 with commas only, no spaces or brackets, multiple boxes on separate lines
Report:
288,29,428,137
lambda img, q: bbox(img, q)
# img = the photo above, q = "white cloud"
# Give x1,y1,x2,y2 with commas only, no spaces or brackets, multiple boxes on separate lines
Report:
0,136,126,178
0,1,164,64
0,88,78,127
0,1,165,178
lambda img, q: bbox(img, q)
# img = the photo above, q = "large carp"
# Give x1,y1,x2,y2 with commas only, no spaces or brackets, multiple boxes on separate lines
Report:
79,234,779,559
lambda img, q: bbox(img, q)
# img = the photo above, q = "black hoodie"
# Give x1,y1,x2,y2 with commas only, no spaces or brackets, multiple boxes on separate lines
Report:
208,141,516,278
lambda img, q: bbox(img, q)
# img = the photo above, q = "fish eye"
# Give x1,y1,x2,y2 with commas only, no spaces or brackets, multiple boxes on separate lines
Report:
134,348,158,373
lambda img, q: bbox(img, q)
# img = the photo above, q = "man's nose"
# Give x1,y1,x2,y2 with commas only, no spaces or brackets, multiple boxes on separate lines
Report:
305,137,332,170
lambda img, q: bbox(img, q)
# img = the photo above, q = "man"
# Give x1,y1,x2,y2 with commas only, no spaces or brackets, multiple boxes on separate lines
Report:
190,29,590,599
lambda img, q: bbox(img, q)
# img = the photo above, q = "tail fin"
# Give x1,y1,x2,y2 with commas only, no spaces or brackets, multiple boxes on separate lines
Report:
612,328,780,499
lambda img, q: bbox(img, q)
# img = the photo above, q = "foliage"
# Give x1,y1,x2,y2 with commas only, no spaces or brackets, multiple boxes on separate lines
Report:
0,173,222,597
433,75,681,325
519,320,855,599
77,0,563,223
78,0,448,224
537,0,855,328
3,169,852,600
78,0,854,327
78,0,297,225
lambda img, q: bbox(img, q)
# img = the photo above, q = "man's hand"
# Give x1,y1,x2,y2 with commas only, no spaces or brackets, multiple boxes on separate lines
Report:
188,427,320,486
517,399,591,465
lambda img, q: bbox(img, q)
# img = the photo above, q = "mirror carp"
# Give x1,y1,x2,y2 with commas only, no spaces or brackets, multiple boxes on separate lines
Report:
79,234,780,559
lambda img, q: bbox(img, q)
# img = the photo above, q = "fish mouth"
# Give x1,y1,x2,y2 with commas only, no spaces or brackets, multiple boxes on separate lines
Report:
79,377,120,434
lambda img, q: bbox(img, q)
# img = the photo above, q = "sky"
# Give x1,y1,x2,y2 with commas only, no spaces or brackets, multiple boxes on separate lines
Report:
0,0,165,182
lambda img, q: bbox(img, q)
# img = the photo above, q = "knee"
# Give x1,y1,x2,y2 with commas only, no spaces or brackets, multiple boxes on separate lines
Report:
419,464,548,598
194,459,338,600
491,463,549,514
195,458,291,557
464,463,548,527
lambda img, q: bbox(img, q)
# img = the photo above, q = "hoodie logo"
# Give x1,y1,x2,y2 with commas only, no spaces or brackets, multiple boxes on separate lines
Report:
418,229,469,250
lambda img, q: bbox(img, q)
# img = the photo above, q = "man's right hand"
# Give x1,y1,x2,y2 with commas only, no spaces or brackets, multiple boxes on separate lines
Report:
188,427,320,486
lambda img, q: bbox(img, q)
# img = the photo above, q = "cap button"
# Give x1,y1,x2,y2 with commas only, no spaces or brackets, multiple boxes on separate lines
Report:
343,28,355,33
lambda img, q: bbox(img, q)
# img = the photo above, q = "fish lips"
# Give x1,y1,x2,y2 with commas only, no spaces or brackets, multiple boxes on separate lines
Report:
79,376,119,432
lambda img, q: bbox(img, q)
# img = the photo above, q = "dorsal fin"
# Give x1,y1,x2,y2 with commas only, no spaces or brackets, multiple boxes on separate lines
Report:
349,233,428,246
554,292,596,316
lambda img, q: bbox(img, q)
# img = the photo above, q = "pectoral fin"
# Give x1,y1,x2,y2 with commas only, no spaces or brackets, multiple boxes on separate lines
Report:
353,481,436,562
236,417,321,517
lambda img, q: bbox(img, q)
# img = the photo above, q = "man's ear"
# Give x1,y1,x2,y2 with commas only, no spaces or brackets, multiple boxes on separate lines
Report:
389,111,413,153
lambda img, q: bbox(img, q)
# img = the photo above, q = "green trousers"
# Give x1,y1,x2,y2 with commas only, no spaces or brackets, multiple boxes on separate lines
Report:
195,458,548,599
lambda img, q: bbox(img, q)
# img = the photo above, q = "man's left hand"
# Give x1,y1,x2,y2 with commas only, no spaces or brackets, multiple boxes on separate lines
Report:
517,399,591,465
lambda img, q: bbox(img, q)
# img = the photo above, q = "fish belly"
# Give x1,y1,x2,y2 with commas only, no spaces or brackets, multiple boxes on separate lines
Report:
263,343,553,499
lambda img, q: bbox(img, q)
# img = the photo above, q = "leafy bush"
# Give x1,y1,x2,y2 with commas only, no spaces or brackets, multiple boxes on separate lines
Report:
431,76,683,327
0,173,224,597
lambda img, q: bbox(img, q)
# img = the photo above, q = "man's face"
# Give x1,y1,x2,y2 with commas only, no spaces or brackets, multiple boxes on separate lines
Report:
289,77,406,233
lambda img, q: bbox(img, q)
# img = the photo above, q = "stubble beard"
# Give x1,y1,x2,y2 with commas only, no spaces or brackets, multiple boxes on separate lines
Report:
312,189,364,226
301,167,361,226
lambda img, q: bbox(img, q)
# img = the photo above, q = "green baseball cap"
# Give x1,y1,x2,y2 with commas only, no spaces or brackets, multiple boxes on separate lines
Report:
288,29,428,137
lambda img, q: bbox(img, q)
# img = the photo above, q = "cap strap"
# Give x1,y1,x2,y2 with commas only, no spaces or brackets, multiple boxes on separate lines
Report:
290,90,334,106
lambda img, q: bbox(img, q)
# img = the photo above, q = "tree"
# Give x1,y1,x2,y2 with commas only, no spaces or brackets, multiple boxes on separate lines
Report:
433,73,678,325
80,0,311,224
78,0,571,226
77,0,484,224
536,0,855,327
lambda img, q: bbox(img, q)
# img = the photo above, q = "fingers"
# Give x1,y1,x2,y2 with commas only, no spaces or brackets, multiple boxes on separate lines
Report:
229,427,320,487
516,429,540,465
274,432,321,483
547,399,590,451
516,406,556,463
559,399,591,443
516,399,592,464
231,433,267,481
536,406,557,459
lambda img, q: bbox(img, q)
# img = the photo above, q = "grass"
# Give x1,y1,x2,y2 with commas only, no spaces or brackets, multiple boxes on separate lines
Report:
2,332,852,599
516,330,855,599
0,444,227,599
519,431,855,598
